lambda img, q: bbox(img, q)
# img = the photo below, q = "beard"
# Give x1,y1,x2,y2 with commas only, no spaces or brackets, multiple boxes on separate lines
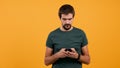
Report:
63,24,71,30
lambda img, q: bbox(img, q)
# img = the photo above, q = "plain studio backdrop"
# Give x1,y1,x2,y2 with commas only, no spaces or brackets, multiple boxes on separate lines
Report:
0,0,120,68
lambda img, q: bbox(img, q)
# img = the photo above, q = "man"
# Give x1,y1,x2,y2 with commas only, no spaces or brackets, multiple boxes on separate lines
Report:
44,4,90,68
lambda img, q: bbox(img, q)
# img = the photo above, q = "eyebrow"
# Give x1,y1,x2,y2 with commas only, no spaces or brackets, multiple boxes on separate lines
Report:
62,18,73,20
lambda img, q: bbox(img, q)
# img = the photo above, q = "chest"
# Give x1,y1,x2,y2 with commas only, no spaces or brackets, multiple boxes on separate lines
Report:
52,33,83,53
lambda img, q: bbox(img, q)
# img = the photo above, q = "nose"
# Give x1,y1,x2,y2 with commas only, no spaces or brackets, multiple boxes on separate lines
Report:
65,20,69,24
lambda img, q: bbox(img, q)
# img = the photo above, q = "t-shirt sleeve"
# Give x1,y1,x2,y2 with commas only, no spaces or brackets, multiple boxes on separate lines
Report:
81,31,88,47
46,32,54,49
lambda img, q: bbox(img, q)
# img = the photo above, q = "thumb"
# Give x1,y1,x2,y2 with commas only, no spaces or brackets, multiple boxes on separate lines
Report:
71,48,76,53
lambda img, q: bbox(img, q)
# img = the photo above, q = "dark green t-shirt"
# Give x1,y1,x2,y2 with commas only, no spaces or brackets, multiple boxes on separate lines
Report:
46,27,88,68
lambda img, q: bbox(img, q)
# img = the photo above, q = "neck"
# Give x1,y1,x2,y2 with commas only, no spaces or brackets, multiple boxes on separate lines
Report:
60,26,73,31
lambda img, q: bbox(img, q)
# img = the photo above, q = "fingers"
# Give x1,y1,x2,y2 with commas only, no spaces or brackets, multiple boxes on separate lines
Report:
60,48,66,53
58,48,69,58
70,48,76,53
58,48,78,58
67,48,78,59
61,48,66,51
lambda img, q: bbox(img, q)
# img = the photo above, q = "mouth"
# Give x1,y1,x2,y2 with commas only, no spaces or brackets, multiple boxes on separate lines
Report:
63,24,71,30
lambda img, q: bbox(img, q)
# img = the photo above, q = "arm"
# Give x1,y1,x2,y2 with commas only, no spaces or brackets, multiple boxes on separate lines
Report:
79,45,90,64
65,46,90,65
44,47,68,66
44,47,58,66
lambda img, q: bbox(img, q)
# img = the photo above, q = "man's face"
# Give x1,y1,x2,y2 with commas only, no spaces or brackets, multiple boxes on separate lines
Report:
60,13,74,30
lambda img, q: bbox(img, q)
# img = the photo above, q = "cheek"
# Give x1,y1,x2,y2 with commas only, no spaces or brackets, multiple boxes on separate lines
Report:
61,20,65,24
67,19,73,23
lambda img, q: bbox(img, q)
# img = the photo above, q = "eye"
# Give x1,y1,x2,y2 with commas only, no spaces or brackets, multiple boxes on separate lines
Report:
62,18,67,21
68,18,72,20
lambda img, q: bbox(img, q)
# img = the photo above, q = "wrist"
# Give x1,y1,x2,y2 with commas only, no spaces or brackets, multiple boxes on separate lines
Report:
76,53,80,60
54,52,60,59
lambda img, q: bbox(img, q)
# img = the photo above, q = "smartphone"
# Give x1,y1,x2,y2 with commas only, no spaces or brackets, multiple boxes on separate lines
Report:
65,48,72,52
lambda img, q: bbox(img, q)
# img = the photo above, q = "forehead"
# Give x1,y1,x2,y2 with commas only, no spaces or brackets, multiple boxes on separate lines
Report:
61,13,73,18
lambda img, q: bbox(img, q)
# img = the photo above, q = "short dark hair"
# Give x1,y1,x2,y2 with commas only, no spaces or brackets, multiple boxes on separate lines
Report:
58,4,75,19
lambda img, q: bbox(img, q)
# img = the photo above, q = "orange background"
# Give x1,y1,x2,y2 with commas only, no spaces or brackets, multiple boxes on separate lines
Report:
0,0,120,68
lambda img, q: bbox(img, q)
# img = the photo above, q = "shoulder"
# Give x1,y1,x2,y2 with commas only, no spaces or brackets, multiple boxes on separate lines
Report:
73,27,86,34
48,28,60,37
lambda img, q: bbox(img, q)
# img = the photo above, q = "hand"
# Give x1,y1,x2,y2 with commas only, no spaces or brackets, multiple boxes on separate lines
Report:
55,48,69,58
67,48,78,59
